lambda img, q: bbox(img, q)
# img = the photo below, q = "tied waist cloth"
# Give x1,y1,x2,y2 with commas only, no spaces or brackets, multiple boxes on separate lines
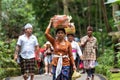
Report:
72,49,77,53
53,54,69,78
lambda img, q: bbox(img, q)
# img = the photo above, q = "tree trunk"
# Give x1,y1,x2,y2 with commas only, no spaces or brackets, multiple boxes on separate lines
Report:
75,5,82,37
101,0,112,32
112,4,120,31
0,0,1,21
57,0,60,14
88,0,91,26
98,0,104,53
62,0,69,15
95,0,98,31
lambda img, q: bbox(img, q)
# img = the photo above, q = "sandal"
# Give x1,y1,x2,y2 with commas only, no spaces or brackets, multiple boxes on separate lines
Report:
86,77,90,80
92,75,94,80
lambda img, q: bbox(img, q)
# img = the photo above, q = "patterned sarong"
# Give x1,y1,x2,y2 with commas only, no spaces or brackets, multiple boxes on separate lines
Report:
52,66,70,80
20,58,35,74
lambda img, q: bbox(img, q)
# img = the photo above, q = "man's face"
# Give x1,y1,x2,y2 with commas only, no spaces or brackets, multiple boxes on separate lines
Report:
25,28,33,35
67,35,74,42
87,30,92,37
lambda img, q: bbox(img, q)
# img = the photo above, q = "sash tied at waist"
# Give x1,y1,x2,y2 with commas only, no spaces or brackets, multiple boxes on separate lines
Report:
72,49,77,53
53,54,69,78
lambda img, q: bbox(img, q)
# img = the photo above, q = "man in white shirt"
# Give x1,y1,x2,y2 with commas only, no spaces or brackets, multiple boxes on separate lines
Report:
67,34,82,67
14,23,39,80
67,34,83,80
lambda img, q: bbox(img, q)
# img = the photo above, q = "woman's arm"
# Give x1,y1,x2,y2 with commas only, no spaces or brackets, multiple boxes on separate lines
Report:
45,19,55,46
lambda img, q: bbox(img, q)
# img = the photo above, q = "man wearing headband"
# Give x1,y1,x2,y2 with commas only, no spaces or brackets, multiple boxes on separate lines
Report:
14,23,39,80
67,33,83,80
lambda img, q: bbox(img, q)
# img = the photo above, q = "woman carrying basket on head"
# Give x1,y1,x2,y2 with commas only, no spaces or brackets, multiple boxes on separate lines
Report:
45,16,76,80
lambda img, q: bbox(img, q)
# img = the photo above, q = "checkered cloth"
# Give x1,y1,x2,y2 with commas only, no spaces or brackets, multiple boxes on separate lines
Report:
81,36,97,60
20,58,35,74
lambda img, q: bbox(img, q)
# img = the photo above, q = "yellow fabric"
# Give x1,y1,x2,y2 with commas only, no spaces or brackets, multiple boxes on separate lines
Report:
65,25,76,34
72,71,81,80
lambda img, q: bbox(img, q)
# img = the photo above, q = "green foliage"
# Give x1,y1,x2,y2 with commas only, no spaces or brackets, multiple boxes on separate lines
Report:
96,48,114,79
111,73,120,80
34,31,47,46
98,48,114,66
105,0,120,4
93,31,113,57
0,69,5,79
0,39,20,79
96,65,112,80
0,68,21,80
28,0,57,32
0,39,19,68
116,52,120,68
115,11,120,16
0,0,119,79
2,0,36,38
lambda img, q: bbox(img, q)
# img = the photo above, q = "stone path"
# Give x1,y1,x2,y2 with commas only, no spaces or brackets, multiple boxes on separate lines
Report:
9,73,106,80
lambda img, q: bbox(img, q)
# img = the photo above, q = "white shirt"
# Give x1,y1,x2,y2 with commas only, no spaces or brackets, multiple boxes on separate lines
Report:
17,34,38,59
71,41,82,60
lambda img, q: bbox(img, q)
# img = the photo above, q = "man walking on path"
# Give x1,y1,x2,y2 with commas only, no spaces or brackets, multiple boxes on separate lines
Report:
67,34,83,80
14,23,40,80
81,26,98,80
67,34,83,67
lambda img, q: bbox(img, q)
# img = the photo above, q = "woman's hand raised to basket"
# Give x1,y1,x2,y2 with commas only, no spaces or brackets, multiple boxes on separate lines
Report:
47,18,53,29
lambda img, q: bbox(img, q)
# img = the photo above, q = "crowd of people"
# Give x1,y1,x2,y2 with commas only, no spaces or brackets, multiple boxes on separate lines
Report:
14,17,98,80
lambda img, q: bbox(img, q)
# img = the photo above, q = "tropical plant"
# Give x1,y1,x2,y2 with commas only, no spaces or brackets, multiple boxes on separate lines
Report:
2,0,36,39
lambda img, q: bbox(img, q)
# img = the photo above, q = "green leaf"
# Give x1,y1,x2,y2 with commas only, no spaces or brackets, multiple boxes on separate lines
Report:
104,0,120,4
